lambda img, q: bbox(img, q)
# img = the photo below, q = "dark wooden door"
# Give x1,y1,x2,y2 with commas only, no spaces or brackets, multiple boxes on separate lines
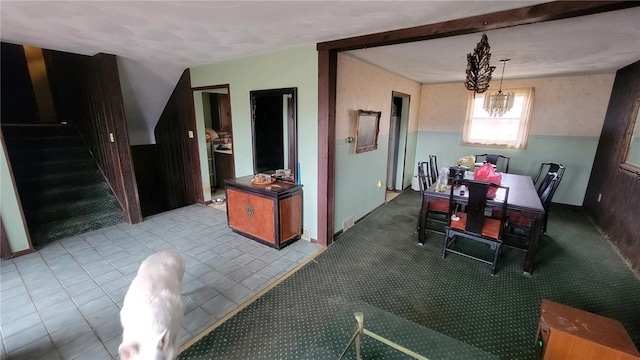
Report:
155,69,203,210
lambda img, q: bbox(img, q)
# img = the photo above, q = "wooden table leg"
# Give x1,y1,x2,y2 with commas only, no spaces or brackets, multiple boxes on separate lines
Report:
523,216,543,276
418,198,428,245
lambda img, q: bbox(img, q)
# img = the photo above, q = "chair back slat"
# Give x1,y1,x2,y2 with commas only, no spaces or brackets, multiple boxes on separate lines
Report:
417,161,430,191
465,181,490,235
448,179,509,239
539,173,560,209
536,172,555,198
476,153,510,173
444,179,509,274
429,154,438,185
534,162,565,194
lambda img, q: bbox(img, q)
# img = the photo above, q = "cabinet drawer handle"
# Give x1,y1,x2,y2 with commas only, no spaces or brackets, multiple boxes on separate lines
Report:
245,204,254,217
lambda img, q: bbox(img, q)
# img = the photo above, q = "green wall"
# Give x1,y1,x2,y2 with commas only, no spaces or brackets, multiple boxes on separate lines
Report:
414,131,600,206
190,45,319,239
335,135,387,231
335,131,418,233
1,140,31,253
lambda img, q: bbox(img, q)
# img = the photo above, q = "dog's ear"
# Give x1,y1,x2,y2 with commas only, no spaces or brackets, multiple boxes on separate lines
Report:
119,342,139,360
157,329,170,352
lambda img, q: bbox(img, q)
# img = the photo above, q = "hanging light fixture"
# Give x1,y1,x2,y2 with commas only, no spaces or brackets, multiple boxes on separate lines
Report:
465,34,495,95
483,59,515,117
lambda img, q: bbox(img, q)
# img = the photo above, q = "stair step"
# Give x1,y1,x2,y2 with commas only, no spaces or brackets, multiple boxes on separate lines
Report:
3,135,84,149
32,210,126,246
1,124,76,138
16,169,103,190
36,196,121,223
4,124,127,245
20,183,112,206
11,158,97,178
7,147,92,164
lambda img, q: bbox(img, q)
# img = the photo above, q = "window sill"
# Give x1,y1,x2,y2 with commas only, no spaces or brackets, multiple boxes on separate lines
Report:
461,141,525,150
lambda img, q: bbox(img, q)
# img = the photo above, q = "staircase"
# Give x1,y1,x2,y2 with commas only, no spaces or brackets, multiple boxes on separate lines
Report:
2,124,126,246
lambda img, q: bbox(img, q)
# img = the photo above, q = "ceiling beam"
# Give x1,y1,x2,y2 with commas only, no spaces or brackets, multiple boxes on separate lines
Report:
317,1,640,52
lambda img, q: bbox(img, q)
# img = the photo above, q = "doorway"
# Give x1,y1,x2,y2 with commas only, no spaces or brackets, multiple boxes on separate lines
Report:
386,92,410,202
193,85,235,204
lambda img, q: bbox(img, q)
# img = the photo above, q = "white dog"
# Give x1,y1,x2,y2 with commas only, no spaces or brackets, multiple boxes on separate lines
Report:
119,251,185,360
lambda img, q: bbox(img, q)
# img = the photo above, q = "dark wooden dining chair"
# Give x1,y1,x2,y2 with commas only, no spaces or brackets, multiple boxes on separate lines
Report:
416,160,449,237
476,153,510,173
442,179,509,274
533,163,565,196
506,172,560,245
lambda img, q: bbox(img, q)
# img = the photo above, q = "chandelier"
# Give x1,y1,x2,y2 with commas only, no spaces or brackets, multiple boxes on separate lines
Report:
483,59,515,117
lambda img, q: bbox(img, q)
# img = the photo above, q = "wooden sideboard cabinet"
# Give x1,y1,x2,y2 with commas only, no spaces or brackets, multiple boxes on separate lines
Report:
536,299,640,360
224,176,303,249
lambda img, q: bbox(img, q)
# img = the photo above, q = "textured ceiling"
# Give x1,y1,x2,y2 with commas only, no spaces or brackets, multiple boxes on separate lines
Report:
347,7,640,83
2,1,639,143
2,1,639,83
2,1,551,77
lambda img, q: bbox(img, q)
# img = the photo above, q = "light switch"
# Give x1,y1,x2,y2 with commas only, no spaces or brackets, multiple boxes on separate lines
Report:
188,131,194,138
109,133,115,143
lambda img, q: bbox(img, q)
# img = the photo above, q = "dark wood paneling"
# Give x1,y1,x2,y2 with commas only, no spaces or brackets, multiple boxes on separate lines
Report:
131,144,164,217
95,54,142,223
1,42,39,124
44,49,142,224
317,49,337,246
154,69,203,210
584,60,640,273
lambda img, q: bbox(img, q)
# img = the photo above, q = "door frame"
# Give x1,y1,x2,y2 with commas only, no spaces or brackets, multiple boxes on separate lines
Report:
390,91,410,192
192,84,235,202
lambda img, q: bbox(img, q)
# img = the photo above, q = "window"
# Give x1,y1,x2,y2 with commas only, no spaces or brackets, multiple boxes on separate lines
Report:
463,88,534,149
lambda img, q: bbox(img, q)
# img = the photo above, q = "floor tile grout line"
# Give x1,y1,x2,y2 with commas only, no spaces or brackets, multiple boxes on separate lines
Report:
2,203,321,360
45,232,127,359
56,259,120,359
3,250,66,359
178,246,326,353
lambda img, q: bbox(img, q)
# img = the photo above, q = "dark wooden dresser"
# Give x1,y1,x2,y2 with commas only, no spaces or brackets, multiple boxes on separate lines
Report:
224,176,303,249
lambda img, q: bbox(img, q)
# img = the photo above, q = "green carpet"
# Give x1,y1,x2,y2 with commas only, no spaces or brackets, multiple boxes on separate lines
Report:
3,124,125,245
179,190,640,359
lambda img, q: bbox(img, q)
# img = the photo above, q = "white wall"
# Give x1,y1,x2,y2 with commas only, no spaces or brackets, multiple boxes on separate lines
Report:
117,57,183,145
190,45,319,239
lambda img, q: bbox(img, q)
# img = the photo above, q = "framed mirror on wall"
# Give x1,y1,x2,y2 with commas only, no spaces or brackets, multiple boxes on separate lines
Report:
355,110,381,154
250,87,298,182
621,98,640,173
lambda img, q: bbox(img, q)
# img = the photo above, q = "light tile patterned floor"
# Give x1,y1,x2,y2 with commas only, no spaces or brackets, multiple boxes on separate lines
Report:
0,204,321,360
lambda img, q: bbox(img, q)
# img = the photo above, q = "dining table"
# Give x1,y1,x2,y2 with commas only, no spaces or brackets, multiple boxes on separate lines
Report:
418,173,545,276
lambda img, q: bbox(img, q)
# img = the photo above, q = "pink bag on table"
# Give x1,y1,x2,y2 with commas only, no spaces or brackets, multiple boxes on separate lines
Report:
473,163,502,199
